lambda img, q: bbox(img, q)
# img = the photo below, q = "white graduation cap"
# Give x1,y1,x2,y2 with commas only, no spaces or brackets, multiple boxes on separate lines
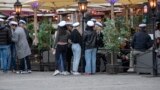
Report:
9,21,18,26
7,16,15,20
58,21,66,27
19,20,26,24
72,22,80,27
0,18,4,22
87,21,94,27
95,22,103,27
139,24,146,28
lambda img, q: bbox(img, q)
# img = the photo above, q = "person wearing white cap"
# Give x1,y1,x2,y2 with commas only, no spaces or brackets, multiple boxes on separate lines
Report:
19,20,32,47
0,19,12,73
9,21,18,70
84,20,97,75
52,21,70,76
70,22,82,75
11,21,31,74
128,23,152,72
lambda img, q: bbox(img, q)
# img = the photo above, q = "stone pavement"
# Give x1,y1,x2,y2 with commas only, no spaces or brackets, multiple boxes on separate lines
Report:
0,71,160,90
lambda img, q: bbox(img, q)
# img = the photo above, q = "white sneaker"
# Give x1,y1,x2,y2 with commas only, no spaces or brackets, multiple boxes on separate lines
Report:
127,68,135,72
16,71,21,74
61,71,70,75
27,70,32,73
21,71,29,74
16,71,28,74
72,72,81,75
53,70,60,76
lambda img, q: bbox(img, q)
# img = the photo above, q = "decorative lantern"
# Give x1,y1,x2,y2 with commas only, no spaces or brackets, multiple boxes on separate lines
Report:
14,0,22,15
148,0,157,10
78,0,88,13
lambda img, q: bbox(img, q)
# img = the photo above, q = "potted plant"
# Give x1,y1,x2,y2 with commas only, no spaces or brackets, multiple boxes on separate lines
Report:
103,18,130,74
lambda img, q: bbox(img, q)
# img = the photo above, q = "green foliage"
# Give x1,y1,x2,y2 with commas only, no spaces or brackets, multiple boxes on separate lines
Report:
27,23,34,38
115,16,130,38
38,20,55,50
103,18,130,52
103,19,120,52
133,15,143,28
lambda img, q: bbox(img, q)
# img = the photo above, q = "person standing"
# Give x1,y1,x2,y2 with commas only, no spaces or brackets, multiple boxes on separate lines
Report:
70,22,82,75
18,20,32,73
53,21,70,76
0,18,12,72
84,21,97,75
11,21,31,74
66,23,73,72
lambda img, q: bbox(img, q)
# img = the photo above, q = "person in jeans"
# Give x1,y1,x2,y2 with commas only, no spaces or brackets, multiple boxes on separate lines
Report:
70,22,82,75
53,21,70,76
66,24,73,72
11,21,31,74
0,18,12,73
84,21,97,75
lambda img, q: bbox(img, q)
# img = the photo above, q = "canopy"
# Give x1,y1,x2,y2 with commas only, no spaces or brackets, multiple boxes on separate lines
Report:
24,0,148,10
89,0,148,4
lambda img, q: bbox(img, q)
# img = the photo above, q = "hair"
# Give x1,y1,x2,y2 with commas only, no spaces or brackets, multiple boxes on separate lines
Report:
58,26,67,36
85,26,94,31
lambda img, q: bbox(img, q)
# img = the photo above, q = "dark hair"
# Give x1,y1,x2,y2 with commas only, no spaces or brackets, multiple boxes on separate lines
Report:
58,26,67,36
85,26,94,31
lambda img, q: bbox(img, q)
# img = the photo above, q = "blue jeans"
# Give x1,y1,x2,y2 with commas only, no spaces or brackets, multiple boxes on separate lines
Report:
58,55,64,72
55,44,67,71
85,48,97,74
72,44,81,72
0,45,11,72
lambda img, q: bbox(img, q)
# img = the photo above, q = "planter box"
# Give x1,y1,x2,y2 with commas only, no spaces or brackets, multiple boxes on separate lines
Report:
106,64,119,74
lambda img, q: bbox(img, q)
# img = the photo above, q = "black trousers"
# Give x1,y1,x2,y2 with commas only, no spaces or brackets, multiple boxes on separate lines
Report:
55,44,68,71
66,46,72,72
19,56,31,71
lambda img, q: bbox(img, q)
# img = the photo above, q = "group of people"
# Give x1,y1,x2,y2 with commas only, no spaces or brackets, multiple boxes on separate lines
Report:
0,16,32,74
1,15,158,75
52,19,104,76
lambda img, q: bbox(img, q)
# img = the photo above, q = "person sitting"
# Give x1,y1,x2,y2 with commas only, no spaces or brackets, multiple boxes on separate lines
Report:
118,39,130,72
128,24,153,72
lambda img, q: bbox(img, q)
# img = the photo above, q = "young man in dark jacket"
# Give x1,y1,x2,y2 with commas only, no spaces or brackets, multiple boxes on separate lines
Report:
128,24,152,72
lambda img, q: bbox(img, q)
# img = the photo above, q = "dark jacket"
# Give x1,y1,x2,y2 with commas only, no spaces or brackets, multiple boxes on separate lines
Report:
84,27,97,49
54,28,70,48
24,28,33,47
70,29,82,44
131,30,152,51
0,25,12,45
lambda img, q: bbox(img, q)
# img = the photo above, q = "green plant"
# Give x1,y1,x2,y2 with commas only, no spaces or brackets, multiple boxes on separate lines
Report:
103,18,121,52
27,23,34,39
38,20,55,51
103,18,130,64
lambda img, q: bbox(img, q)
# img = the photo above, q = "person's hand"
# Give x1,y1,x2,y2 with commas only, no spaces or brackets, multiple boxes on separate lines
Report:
51,48,56,54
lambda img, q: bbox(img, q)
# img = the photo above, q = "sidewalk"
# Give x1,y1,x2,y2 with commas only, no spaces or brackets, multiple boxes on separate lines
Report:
0,71,160,90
